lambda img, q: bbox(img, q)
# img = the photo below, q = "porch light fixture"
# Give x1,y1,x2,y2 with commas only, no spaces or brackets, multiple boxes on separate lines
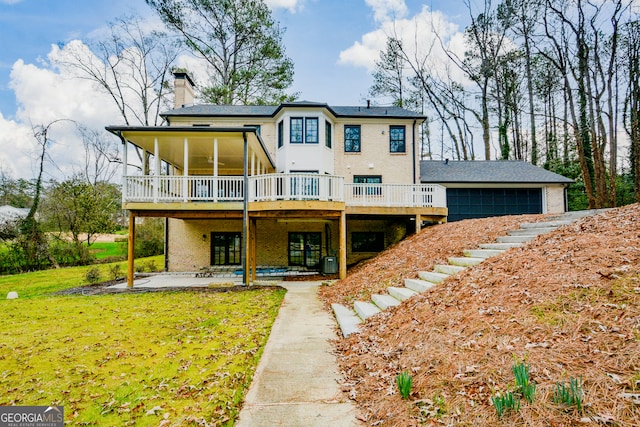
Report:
202,234,207,241
368,163,374,169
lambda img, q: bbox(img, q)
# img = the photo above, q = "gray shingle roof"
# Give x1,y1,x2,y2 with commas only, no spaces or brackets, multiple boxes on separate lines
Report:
420,160,574,184
166,105,278,117
163,102,425,120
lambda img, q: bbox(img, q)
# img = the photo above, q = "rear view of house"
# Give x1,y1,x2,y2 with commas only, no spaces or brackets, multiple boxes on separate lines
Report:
107,73,447,286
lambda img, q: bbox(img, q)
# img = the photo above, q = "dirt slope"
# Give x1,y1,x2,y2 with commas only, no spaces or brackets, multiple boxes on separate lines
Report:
320,205,640,426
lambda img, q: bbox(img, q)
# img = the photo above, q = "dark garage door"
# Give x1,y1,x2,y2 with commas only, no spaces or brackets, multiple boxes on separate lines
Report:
446,188,542,222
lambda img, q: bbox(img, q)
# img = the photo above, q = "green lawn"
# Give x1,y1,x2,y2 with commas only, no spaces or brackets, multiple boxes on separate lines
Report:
0,260,286,426
0,255,163,298
88,241,126,260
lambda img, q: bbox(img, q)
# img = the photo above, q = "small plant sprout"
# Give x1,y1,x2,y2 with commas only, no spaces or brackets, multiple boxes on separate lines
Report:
396,371,413,399
491,390,521,419
512,360,536,404
553,376,584,414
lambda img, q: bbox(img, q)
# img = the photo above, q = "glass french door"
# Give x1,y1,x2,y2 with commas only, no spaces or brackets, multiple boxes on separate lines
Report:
211,232,242,265
288,232,321,268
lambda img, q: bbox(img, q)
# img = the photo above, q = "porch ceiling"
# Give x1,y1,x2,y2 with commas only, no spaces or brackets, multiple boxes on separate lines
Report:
106,126,275,173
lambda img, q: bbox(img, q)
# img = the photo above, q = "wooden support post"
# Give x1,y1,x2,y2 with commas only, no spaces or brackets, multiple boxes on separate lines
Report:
415,214,422,234
251,218,257,282
339,211,347,279
127,212,136,288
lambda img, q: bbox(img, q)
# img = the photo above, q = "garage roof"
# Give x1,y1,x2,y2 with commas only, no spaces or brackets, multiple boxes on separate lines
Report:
420,160,574,184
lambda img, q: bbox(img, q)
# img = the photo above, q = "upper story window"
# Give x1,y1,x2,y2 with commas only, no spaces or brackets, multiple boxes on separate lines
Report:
305,118,318,143
290,117,319,144
278,121,284,148
325,121,332,148
390,125,406,153
290,117,304,143
344,125,361,152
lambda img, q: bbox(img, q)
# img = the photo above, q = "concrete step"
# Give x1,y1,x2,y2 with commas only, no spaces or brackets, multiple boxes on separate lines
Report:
404,278,437,293
448,256,485,267
418,271,449,283
508,227,557,236
463,249,505,259
496,235,536,243
434,264,466,275
520,220,573,229
353,300,381,320
372,293,402,310
479,242,522,250
388,286,418,301
331,303,361,337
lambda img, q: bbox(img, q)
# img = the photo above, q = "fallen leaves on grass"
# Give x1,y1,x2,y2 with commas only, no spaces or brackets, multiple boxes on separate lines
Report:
0,288,285,426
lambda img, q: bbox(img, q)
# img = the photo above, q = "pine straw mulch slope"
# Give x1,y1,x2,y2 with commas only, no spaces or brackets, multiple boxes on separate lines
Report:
319,204,640,426
320,213,550,306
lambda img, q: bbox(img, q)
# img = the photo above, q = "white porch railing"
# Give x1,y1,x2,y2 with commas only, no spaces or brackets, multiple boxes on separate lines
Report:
123,174,446,208
251,173,344,202
344,183,446,208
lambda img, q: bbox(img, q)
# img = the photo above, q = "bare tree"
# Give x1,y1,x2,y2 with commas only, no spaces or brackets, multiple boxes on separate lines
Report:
623,19,640,201
56,15,180,174
76,125,121,185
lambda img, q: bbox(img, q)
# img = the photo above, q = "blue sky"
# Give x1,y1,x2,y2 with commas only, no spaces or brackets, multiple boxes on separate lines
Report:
0,0,467,179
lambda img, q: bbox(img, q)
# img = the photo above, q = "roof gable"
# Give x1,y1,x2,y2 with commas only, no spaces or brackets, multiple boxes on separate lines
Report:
420,160,574,184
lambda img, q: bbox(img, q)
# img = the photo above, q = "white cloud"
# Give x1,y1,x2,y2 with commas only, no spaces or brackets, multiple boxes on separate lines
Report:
264,0,305,13
339,5,464,76
365,0,408,22
1,43,125,180
0,112,34,179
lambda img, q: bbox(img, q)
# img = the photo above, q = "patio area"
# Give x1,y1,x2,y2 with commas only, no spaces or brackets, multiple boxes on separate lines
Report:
109,266,326,289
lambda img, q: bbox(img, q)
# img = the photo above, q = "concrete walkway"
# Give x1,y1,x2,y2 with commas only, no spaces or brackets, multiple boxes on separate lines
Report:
236,281,362,427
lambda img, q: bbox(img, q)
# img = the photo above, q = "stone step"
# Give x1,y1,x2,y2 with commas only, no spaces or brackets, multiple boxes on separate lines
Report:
372,293,402,310
404,278,437,293
353,300,381,320
508,227,557,236
463,249,505,259
331,303,361,337
448,256,485,267
520,220,573,229
418,271,449,283
434,264,466,275
479,242,522,250
496,235,536,243
388,286,418,301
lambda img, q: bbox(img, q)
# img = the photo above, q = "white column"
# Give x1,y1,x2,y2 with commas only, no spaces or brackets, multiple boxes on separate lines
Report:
183,138,189,202
153,137,159,203
213,138,219,176
251,151,255,176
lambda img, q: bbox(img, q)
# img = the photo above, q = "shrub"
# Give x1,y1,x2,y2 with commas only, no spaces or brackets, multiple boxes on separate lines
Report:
85,266,101,284
108,264,122,281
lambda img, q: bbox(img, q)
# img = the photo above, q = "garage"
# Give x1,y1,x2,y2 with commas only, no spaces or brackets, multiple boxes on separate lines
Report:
420,160,574,222
446,187,542,222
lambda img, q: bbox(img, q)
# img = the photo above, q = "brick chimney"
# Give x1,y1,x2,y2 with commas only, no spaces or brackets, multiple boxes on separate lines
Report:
173,71,195,109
